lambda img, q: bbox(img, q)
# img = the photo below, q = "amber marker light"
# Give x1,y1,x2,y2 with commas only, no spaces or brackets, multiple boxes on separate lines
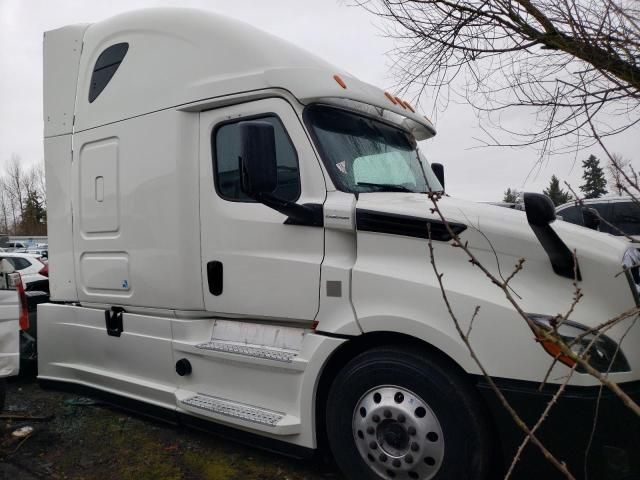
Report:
384,91,397,104
394,96,406,108
333,74,347,89
535,335,577,369
403,101,416,113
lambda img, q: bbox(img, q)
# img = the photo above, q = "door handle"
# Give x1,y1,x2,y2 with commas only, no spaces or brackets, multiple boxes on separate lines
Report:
207,261,223,296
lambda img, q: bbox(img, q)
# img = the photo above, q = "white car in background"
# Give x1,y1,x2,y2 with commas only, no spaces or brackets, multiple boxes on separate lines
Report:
6,241,29,253
0,253,49,292
25,246,48,258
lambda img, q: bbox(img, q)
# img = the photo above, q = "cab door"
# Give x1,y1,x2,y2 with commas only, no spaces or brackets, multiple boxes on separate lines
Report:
199,98,326,321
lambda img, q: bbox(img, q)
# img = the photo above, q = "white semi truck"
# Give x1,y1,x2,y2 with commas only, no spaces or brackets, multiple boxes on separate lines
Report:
40,8,639,480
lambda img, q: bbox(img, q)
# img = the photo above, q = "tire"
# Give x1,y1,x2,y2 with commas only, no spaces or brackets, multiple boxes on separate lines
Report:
326,346,491,480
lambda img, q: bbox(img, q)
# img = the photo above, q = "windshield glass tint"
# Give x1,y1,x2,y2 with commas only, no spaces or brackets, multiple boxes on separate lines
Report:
304,105,442,194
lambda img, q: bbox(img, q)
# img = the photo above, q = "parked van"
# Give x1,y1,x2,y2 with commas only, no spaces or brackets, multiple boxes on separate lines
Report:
39,8,640,479
557,196,640,238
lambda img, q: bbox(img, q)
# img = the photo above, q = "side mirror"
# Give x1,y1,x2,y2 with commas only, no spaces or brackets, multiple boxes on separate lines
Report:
239,121,278,198
523,193,556,226
523,192,581,280
431,163,445,190
582,207,601,230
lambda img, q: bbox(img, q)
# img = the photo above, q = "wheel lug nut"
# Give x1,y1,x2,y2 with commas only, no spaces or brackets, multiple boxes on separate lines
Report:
408,426,417,435
411,442,419,452
383,409,392,418
369,441,377,450
405,454,414,464
398,414,406,423
392,459,401,468
379,453,388,462
372,414,380,423
367,426,375,435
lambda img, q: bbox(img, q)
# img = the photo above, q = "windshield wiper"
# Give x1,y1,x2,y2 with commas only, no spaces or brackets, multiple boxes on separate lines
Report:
356,182,417,193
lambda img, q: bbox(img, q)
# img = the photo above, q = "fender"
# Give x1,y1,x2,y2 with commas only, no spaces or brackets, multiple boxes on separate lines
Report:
357,315,477,374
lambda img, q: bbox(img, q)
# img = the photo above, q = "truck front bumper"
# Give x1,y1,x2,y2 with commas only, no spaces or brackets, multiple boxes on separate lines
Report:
476,377,640,480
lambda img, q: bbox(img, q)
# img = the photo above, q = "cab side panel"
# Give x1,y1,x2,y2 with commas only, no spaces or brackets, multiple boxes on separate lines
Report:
72,110,203,310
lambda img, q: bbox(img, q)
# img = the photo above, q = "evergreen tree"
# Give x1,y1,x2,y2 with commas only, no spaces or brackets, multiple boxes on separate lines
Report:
580,154,608,199
20,191,46,235
543,175,573,206
502,188,519,203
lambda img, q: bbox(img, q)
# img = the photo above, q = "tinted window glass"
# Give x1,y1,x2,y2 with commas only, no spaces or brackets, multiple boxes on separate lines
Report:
2,257,28,270
89,43,129,103
213,116,300,202
558,205,583,226
16,258,31,270
588,203,612,233
612,202,640,235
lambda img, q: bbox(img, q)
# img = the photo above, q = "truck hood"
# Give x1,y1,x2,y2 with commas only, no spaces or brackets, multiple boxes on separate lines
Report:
352,193,640,384
355,192,631,265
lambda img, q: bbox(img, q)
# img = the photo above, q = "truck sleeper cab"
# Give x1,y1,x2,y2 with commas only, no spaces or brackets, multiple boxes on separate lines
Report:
40,8,640,480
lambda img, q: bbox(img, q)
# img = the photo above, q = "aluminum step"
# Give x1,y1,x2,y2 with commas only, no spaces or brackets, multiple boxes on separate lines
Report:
181,393,284,427
195,340,298,363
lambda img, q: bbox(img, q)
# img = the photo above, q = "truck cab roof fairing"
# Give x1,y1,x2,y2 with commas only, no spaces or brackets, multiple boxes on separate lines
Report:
69,7,434,136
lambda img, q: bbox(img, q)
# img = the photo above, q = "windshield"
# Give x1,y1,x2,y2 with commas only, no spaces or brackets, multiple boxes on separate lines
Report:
304,104,443,194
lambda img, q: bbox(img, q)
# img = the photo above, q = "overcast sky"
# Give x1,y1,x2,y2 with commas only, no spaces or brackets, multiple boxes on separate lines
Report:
0,0,637,201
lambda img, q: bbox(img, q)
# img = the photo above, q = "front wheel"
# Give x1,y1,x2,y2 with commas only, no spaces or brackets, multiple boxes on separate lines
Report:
326,346,491,480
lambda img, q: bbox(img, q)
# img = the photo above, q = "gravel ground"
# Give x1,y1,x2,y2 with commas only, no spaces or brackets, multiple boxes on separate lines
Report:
0,375,343,480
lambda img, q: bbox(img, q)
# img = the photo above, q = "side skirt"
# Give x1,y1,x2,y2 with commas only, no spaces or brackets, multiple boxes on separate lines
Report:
38,379,315,459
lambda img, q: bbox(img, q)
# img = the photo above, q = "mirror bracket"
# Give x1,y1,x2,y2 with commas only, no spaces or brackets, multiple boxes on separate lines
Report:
256,193,323,227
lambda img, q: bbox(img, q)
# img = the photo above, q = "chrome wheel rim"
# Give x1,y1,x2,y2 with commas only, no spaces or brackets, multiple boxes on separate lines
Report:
352,386,444,479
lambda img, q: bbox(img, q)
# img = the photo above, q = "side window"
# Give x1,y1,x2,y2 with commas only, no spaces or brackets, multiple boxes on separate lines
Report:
612,202,640,235
589,203,612,233
15,258,30,270
558,206,583,226
89,43,129,103
2,258,27,270
213,115,300,202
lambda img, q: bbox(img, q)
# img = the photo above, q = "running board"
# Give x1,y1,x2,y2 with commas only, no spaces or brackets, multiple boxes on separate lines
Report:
179,392,301,435
173,339,306,371
195,340,298,363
